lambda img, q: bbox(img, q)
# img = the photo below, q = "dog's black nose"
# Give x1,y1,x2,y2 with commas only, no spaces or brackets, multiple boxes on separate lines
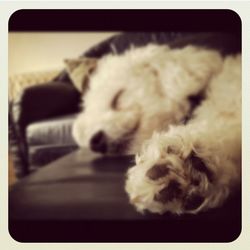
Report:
90,131,107,153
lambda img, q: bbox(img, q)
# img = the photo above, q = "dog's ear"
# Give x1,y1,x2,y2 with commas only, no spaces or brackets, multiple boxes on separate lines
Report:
179,46,223,91
182,46,223,78
64,57,97,95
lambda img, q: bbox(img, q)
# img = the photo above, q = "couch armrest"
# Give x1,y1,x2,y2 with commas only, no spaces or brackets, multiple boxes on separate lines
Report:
11,81,81,131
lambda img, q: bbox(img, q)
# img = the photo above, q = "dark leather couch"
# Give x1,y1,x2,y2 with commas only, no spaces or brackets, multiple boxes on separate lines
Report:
9,32,241,178
9,149,241,242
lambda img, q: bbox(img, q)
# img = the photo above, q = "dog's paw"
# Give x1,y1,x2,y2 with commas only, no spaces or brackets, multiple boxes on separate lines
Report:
125,133,225,215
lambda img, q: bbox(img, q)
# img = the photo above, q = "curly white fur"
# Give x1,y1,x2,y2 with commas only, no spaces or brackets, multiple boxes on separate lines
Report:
126,54,241,214
73,45,223,153
72,44,241,215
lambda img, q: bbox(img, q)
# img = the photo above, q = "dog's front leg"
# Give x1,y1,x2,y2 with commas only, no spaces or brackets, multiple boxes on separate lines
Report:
125,126,240,215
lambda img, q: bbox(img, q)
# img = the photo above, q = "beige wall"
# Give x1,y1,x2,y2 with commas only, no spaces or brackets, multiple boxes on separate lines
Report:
9,32,118,75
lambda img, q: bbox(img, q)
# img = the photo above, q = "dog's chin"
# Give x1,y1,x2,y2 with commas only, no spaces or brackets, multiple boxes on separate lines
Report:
107,139,133,155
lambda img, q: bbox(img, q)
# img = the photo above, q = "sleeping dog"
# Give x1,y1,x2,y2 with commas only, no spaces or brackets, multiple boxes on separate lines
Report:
65,44,241,215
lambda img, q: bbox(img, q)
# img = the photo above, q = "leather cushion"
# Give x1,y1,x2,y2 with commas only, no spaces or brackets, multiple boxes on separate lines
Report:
28,144,78,168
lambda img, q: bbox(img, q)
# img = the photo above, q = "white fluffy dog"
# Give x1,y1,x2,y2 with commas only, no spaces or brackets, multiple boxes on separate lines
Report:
66,44,241,215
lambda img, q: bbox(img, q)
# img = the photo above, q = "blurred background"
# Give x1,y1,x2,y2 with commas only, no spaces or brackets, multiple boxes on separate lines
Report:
9,32,117,75
8,32,117,184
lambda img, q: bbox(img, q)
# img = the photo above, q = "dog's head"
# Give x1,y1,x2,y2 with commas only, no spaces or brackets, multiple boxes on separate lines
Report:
65,44,222,154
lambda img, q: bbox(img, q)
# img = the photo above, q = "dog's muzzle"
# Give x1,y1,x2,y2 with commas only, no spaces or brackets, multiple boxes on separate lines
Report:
90,130,108,153
89,121,140,154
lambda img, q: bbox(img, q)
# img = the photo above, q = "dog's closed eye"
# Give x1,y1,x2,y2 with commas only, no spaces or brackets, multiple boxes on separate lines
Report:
111,89,125,110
